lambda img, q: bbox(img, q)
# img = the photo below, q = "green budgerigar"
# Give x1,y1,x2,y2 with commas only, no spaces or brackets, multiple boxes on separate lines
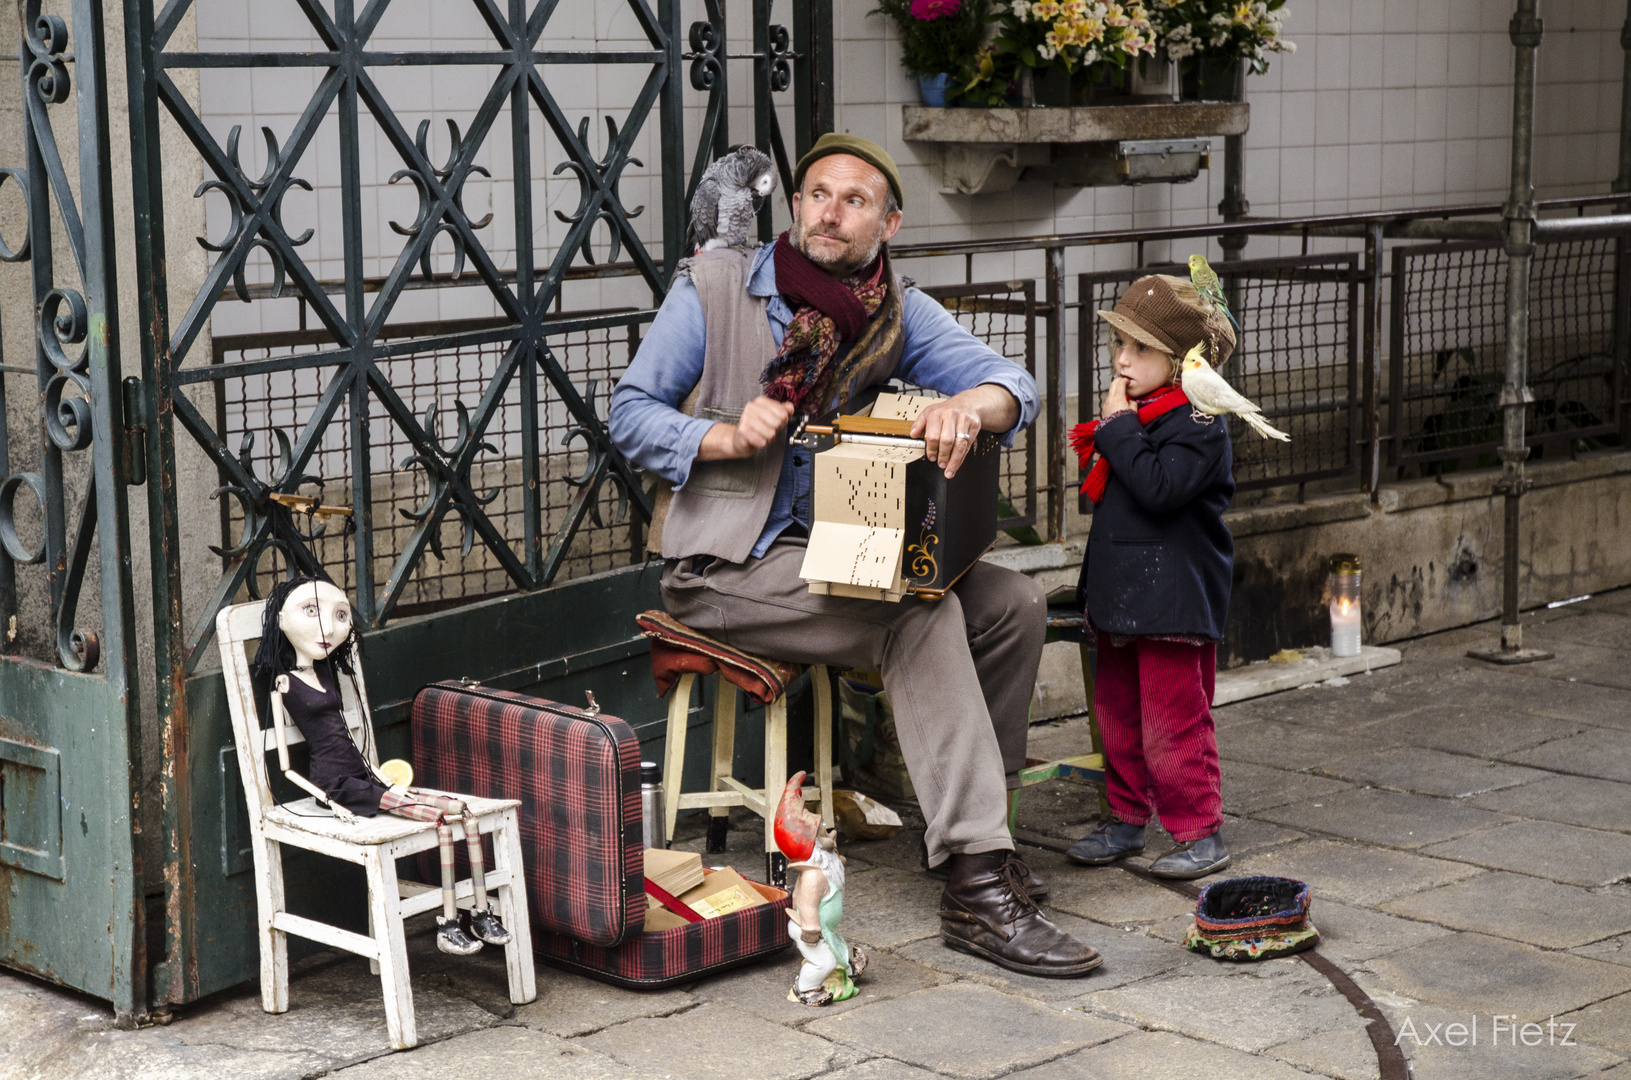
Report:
1188,253,1241,332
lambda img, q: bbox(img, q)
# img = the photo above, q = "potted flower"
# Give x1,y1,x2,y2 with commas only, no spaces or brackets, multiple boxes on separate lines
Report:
1154,0,1294,102
871,0,994,107
963,1,1158,109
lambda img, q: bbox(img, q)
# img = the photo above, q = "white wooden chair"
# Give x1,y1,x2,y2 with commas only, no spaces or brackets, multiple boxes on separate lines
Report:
216,600,536,1050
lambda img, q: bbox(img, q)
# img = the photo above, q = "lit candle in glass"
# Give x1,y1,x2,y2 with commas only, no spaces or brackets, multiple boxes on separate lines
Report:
1329,554,1362,658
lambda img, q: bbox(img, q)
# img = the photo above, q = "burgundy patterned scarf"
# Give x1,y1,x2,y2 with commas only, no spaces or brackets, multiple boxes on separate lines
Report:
760,232,888,416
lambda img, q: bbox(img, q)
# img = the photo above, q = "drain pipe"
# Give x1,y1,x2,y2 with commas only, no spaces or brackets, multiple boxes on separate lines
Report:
1471,0,1553,665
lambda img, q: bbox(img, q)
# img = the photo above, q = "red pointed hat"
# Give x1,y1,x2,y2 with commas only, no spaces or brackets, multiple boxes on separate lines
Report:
773,771,819,863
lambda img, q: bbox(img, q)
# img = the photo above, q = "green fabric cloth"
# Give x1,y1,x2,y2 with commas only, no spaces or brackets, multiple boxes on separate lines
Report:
793,133,905,209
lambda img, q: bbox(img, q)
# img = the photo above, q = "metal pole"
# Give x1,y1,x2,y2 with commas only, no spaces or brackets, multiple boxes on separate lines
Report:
1045,246,1067,543
1471,0,1552,665
1617,0,1631,200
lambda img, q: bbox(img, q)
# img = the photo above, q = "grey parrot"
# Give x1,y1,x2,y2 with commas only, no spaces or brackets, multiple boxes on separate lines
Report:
687,147,777,252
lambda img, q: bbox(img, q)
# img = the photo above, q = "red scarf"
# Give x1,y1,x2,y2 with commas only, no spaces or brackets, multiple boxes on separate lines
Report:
1069,386,1191,504
760,233,887,416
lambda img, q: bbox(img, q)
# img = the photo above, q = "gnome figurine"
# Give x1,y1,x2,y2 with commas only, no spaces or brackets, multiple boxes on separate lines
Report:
774,771,868,1006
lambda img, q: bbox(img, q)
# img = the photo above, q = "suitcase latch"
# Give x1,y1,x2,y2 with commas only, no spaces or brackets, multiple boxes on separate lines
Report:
458,676,480,688
583,690,601,715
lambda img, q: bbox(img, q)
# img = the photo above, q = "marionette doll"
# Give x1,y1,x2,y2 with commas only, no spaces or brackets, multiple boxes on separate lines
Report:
250,576,512,956
774,772,868,1006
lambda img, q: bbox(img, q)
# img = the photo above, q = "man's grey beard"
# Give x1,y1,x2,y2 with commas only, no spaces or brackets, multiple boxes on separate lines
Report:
791,217,886,277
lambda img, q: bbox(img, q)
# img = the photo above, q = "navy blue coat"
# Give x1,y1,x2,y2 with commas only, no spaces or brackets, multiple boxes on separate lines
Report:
1074,404,1235,641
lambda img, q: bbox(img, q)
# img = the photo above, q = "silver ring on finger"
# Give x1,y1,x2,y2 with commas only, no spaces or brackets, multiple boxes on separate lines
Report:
955,432,971,441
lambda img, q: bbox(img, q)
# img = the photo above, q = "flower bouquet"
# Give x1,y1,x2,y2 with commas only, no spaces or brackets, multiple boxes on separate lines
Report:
963,2,1158,108
1154,0,1295,100
871,0,995,106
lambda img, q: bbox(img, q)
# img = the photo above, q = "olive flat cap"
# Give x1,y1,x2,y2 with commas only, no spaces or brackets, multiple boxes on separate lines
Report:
793,133,905,210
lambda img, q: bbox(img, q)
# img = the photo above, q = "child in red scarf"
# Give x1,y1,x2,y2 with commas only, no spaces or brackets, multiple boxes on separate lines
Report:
1066,274,1237,880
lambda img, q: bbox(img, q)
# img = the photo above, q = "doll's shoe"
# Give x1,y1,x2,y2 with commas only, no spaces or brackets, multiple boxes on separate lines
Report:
469,905,512,945
787,984,833,1007
1066,821,1147,866
435,915,483,955
1149,831,1230,880
848,944,869,980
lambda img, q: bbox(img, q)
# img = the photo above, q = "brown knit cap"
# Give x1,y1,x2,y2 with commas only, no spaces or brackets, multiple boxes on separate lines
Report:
1097,274,1236,367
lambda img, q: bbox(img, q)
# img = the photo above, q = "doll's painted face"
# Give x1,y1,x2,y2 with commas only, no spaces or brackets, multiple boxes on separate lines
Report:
277,580,352,669
1110,333,1178,399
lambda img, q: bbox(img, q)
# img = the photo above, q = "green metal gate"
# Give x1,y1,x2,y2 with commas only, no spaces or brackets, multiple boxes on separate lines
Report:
113,0,832,1013
0,0,147,1023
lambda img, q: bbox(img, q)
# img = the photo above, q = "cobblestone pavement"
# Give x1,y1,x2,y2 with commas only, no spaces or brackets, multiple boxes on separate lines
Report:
7,594,1631,1079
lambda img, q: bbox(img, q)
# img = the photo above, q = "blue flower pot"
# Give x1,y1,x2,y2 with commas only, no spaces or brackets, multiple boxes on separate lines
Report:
918,72,956,107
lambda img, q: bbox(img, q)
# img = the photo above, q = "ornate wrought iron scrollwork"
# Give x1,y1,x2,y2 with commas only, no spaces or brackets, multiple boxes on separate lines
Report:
194,126,314,302
24,5,71,106
560,380,631,529
388,119,492,282
208,428,326,599
397,399,500,560
553,116,644,266
686,19,724,91
765,24,794,93
0,170,32,263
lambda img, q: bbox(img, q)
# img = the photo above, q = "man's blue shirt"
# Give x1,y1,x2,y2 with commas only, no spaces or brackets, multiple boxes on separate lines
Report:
609,242,1039,558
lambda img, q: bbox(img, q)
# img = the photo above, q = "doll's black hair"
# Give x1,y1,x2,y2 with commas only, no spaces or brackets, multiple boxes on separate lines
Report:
249,575,359,685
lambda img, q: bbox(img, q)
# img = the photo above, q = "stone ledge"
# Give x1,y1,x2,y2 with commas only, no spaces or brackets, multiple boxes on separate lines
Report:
1213,645,1403,707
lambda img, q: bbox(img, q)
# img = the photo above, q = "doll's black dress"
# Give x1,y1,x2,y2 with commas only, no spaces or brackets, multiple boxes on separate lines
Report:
281,660,388,816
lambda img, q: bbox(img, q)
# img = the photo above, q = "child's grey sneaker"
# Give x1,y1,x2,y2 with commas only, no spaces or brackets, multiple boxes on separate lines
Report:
1066,820,1147,865
1149,831,1230,880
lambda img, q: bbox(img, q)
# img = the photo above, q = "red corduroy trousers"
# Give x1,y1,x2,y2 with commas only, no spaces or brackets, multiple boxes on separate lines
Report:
1092,633,1222,842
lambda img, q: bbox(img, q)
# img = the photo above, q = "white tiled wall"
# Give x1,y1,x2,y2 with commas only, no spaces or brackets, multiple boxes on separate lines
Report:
846,0,1624,279
193,0,1625,337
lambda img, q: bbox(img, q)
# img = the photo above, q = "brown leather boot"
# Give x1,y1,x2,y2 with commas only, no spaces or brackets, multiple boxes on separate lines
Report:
923,840,1050,900
939,852,1102,977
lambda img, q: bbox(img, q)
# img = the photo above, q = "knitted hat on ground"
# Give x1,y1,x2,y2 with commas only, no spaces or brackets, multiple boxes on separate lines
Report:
793,133,905,210
1184,875,1319,963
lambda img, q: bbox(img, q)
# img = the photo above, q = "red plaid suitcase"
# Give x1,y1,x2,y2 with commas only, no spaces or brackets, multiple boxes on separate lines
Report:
411,681,793,987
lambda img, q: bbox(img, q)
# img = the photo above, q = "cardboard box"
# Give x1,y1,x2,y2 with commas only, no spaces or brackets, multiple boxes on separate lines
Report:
800,391,999,602
643,866,771,930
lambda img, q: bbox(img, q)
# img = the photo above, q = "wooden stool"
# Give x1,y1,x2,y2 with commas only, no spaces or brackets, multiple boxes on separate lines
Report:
638,611,834,885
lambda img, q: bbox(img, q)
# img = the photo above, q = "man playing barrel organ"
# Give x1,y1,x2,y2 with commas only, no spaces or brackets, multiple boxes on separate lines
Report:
609,134,1101,978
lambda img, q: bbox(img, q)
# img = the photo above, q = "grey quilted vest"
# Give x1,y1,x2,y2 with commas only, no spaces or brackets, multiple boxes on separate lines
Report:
651,245,906,563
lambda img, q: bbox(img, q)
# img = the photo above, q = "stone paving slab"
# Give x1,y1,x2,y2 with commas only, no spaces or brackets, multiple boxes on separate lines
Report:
805,983,1131,1079
1258,787,1513,849
1318,746,1548,798
687,946,949,1025
1562,991,1631,1056
513,969,694,1038
895,911,1202,998
1383,871,1631,950
1230,838,1483,906
1420,819,1631,887
1359,706,1589,758
1366,932,1631,1021
1012,1030,1313,1079
327,1025,664,1079
818,1060,945,1080
1219,760,1353,815
833,867,946,949
1216,720,1377,770
1087,958,1367,1053
1508,725,1631,783
1574,930,1631,969
1265,1027,1382,1080
1368,1001,1624,1080
1012,777,1103,840
1031,855,1196,926
1508,641,1631,692
1299,898,1456,964
1468,773,1631,834
576,1002,858,1080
